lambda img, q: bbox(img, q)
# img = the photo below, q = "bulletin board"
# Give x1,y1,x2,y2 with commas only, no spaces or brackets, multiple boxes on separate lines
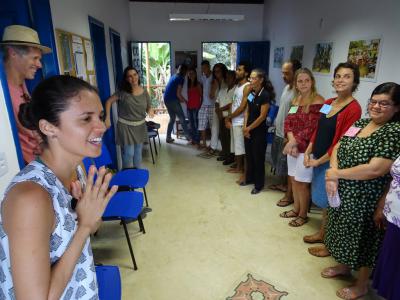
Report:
55,29,97,87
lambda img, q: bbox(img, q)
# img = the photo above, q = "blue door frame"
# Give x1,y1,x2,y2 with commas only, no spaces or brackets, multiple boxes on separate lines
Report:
0,0,59,169
88,16,117,168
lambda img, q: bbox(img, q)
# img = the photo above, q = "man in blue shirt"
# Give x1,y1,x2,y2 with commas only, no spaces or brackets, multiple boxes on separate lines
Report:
164,64,191,143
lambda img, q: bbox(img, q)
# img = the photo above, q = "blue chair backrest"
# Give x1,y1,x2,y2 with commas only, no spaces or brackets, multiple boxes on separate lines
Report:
82,144,112,173
266,103,279,127
95,265,121,300
94,144,113,168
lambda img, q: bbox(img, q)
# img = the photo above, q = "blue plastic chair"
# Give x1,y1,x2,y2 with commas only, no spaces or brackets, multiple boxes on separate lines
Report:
103,191,145,270
95,265,121,300
266,103,279,144
83,144,151,207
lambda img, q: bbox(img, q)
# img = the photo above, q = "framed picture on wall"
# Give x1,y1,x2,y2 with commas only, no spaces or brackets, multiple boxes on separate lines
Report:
347,38,382,81
273,46,284,68
290,45,304,63
312,42,334,75
175,50,197,69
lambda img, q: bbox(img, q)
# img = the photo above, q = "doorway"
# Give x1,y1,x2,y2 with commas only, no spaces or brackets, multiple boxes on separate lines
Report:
129,42,171,133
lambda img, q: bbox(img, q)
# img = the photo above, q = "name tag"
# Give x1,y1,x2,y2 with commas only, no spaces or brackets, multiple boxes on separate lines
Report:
319,104,332,114
288,106,299,114
344,126,361,137
247,93,255,102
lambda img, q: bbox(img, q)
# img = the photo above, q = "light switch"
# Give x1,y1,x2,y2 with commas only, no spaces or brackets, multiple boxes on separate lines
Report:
0,152,8,177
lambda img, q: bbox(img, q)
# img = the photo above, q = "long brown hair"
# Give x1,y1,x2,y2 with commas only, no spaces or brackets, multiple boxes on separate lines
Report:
292,68,317,113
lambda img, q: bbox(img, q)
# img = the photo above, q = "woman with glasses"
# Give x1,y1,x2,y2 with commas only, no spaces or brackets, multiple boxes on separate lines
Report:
242,68,275,194
322,82,400,300
303,62,362,255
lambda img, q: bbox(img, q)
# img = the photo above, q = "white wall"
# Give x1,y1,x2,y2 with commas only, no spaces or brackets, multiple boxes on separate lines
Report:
129,2,264,68
49,0,132,93
0,84,20,196
264,0,400,110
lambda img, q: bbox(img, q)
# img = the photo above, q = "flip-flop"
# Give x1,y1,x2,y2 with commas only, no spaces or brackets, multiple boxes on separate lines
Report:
268,184,288,192
336,287,367,300
279,209,298,218
276,198,294,207
321,266,351,278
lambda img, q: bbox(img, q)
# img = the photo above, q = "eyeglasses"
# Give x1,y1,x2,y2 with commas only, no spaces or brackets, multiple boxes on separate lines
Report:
368,99,393,108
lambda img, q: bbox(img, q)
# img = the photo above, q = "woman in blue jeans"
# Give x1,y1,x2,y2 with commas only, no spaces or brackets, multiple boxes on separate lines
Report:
105,66,153,168
187,68,202,144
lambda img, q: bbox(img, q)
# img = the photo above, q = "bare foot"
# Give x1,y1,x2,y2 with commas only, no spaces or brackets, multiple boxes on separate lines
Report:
236,174,245,185
308,245,330,257
227,168,241,173
336,286,367,299
303,232,324,244
321,264,351,278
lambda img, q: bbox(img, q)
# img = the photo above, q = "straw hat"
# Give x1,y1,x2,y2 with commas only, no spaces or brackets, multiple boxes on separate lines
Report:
0,25,51,54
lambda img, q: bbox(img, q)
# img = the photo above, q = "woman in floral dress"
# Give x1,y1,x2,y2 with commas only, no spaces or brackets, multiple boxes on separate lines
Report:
323,82,400,299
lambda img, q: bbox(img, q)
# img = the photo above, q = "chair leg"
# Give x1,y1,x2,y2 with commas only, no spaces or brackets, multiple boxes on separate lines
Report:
121,220,138,270
149,139,155,164
138,215,146,234
156,129,161,147
143,187,149,207
153,137,158,155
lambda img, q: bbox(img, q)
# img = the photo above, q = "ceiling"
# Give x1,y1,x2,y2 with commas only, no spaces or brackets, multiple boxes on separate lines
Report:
129,0,264,4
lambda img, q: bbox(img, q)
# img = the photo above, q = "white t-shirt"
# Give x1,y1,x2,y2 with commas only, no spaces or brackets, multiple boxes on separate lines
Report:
216,84,234,117
232,82,250,126
274,85,295,138
201,74,213,106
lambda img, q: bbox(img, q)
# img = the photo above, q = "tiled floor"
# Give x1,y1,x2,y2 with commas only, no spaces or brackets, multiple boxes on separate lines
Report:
91,135,382,300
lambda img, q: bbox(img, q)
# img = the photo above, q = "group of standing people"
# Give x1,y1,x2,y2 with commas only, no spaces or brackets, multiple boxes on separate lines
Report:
271,58,400,300
164,60,275,194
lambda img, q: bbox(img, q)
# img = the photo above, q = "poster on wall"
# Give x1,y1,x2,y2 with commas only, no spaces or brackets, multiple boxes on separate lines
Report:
130,42,142,72
347,38,381,81
58,32,73,75
312,42,334,74
290,45,304,63
273,47,284,68
175,51,197,69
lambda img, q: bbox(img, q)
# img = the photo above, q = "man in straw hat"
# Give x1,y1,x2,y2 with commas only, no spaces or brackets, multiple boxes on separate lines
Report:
1,25,51,163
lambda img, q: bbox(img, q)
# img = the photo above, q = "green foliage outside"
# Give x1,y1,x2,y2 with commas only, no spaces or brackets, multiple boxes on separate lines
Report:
202,42,237,70
141,43,171,109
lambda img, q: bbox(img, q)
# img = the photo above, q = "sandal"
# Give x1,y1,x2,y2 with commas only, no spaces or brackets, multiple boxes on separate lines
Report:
289,216,309,227
308,245,331,257
336,287,367,300
279,209,298,218
321,265,351,278
303,234,324,244
276,198,294,207
268,184,288,192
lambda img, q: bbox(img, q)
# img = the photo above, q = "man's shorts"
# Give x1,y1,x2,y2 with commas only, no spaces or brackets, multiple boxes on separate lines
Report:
198,105,213,131
232,125,245,155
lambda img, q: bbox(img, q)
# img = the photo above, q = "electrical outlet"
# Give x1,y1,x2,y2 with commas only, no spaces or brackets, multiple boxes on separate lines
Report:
0,152,8,177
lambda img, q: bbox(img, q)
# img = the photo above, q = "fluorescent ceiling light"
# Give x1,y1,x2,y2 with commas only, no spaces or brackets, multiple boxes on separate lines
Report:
169,14,245,22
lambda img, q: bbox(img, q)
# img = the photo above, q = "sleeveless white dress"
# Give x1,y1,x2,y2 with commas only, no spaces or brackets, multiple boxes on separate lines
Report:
0,160,98,300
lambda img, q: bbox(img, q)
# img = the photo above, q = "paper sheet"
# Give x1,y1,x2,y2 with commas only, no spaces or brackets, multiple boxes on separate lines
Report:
84,40,94,71
74,52,87,81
